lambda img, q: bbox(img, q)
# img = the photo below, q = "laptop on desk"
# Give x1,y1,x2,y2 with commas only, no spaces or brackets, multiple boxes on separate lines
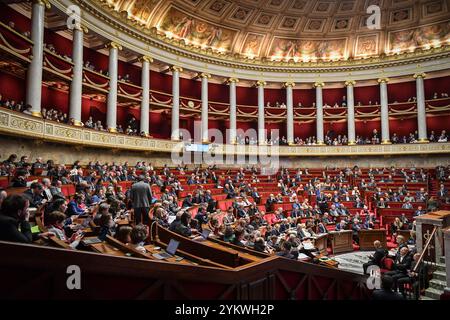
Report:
152,239,180,260
201,229,211,239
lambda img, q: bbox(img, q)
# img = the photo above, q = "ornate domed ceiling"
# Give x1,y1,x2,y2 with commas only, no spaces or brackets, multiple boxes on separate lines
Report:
99,0,450,63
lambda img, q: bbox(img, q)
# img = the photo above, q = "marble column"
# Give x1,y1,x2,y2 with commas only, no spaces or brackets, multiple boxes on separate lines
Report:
227,78,239,144
284,82,295,145
378,78,391,144
314,82,325,145
256,80,266,144
200,73,211,143
140,56,153,136
170,66,183,141
69,25,87,126
26,0,50,116
106,42,122,132
414,73,429,143
345,80,356,145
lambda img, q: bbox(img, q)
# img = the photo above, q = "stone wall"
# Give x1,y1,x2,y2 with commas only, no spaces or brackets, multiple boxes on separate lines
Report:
1,134,450,168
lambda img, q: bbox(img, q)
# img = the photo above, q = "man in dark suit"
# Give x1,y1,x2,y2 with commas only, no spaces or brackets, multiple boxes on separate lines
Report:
182,194,194,208
130,175,153,225
251,187,261,204
372,275,405,300
316,192,328,212
276,241,296,260
397,252,428,299
437,184,448,199
265,194,277,212
385,246,412,291
363,240,388,274
0,194,53,243
23,182,45,208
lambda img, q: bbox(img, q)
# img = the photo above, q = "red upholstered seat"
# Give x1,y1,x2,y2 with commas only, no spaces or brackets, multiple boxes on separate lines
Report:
381,257,394,272
217,199,234,211
263,213,277,224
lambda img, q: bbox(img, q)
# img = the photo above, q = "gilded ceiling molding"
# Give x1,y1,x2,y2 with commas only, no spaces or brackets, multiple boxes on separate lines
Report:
50,0,450,77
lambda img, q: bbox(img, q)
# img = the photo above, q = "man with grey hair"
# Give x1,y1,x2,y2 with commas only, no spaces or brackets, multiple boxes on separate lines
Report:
385,246,412,291
363,240,388,274
41,178,53,201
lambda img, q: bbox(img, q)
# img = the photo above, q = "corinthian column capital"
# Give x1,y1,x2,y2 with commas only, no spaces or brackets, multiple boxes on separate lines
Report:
377,78,389,84
283,82,296,88
106,42,123,51
313,82,325,88
199,73,211,79
170,65,183,73
345,80,356,87
256,80,266,87
34,0,51,9
413,73,426,79
227,77,239,84
140,55,153,63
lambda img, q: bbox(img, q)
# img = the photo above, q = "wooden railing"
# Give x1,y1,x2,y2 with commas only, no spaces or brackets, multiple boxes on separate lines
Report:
0,240,370,300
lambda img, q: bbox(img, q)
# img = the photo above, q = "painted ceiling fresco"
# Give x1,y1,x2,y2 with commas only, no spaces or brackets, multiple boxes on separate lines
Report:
101,0,450,61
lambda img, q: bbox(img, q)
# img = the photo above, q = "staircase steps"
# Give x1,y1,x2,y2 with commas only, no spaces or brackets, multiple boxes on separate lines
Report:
433,270,447,282
424,287,442,300
422,257,447,300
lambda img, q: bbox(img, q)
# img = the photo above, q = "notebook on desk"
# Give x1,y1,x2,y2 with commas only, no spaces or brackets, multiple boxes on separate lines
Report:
168,215,177,224
152,239,180,260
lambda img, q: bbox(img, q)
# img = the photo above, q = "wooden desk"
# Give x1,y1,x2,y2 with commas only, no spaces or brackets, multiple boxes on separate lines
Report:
155,225,245,267
203,238,266,264
358,229,387,250
88,239,128,257
328,230,353,254
313,233,328,254
143,244,196,266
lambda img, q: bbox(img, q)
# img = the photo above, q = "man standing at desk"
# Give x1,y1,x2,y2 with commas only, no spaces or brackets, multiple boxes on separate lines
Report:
130,175,153,225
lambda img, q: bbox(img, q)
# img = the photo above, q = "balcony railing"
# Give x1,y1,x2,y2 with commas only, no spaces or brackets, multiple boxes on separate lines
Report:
1,108,450,157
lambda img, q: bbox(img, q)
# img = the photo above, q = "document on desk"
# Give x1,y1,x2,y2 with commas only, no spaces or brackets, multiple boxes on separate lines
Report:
168,216,177,224
303,241,315,250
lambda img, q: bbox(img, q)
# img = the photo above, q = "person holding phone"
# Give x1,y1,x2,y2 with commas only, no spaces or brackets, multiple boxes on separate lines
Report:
0,194,54,243
45,211,83,249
